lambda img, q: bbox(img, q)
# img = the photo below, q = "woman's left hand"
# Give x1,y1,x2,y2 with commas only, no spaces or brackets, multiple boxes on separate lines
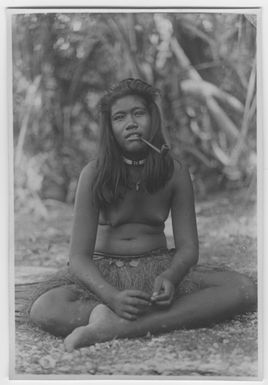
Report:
151,275,175,307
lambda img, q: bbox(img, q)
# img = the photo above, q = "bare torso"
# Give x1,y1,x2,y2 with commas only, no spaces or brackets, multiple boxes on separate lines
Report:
95,168,173,255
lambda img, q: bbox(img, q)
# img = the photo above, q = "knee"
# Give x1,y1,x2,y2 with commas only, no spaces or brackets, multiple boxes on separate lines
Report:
232,274,257,310
30,288,70,336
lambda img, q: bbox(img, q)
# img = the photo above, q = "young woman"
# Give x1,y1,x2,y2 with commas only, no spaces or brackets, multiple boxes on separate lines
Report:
29,78,257,352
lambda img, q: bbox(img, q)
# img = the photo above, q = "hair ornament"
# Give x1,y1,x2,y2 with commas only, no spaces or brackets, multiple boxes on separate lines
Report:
98,78,160,113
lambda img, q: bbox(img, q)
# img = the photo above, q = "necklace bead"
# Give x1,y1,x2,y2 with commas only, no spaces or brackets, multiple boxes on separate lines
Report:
122,156,146,166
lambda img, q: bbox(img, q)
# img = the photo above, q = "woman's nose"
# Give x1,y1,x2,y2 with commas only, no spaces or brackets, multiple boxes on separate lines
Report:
125,117,138,130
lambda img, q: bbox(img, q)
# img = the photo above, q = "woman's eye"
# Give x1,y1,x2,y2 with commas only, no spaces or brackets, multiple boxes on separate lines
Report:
135,109,146,116
113,114,125,121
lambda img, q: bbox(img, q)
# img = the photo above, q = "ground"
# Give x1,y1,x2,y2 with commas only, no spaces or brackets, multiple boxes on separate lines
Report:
14,189,258,378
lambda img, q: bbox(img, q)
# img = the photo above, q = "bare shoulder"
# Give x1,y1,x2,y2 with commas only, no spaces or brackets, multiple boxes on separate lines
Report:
75,160,98,201
171,158,193,192
80,159,97,178
78,160,98,186
75,160,99,210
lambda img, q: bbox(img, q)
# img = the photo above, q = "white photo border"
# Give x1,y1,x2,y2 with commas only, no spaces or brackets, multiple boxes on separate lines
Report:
1,2,267,385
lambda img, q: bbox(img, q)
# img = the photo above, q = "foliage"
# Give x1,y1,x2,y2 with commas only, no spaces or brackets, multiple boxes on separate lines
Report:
12,12,257,210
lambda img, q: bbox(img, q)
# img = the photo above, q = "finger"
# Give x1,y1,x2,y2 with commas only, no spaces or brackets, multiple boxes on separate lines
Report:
151,292,170,302
126,290,151,301
162,280,174,294
151,288,167,302
125,306,142,315
154,291,174,305
152,281,174,300
154,298,173,307
127,297,152,307
152,285,171,299
122,312,138,321
152,277,163,297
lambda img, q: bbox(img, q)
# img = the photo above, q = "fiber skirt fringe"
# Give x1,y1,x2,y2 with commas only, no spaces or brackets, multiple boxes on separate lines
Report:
18,248,229,323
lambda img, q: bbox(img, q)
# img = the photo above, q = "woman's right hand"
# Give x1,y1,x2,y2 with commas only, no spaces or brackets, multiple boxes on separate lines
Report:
111,290,152,320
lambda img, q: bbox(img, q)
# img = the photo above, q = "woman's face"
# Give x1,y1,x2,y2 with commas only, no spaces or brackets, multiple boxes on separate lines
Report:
110,94,151,158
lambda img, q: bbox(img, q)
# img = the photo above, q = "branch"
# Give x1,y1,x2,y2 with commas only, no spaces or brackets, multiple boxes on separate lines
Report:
15,75,42,167
127,14,137,53
107,16,144,79
175,139,217,169
211,140,230,166
230,60,256,166
179,18,216,49
180,79,244,113
170,37,241,140
67,39,102,103
180,80,239,139
170,37,201,81
205,97,239,139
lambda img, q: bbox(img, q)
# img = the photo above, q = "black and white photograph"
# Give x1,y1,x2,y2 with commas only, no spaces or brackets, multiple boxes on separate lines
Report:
8,7,261,379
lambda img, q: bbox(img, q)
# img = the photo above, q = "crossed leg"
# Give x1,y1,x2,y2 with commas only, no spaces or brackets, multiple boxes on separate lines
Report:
29,284,98,337
63,269,257,351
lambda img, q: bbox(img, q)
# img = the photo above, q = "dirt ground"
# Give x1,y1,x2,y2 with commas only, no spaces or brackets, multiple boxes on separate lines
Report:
13,189,258,378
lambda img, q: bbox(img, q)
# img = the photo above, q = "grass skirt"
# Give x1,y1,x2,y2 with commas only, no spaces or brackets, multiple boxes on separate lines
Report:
16,248,231,324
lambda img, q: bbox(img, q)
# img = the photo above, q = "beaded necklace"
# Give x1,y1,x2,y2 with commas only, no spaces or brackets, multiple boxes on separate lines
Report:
122,156,145,191
122,156,146,167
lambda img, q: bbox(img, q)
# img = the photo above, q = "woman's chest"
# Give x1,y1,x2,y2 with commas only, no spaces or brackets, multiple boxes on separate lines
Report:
99,187,172,227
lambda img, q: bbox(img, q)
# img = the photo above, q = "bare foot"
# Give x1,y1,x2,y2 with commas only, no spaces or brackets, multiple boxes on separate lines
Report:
64,325,91,352
64,304,130,352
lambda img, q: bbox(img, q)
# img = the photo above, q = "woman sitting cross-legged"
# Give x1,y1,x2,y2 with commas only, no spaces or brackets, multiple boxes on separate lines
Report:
29,78,257,352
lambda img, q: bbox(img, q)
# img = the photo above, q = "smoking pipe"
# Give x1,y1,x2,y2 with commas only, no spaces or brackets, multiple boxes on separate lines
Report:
140,137,169,155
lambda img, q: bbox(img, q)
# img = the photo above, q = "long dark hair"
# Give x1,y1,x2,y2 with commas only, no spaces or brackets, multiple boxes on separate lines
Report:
92,78,174,207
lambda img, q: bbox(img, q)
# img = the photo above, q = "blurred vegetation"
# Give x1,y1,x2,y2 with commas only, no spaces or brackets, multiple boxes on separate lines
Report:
12,12,257,215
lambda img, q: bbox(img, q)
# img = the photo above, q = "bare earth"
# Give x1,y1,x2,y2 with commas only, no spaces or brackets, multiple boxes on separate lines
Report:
14,189,258,378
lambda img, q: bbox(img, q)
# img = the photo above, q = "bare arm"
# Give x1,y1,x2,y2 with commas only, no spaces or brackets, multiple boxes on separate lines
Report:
69,162,119,306
152,161,199,304
163,161,199,285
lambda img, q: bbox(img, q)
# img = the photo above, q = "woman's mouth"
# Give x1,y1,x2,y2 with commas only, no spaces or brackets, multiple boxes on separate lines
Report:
126,133,141,141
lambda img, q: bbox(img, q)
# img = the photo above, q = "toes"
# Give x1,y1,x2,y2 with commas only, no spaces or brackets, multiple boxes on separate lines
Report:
64,337,75,352
64,327,86,351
